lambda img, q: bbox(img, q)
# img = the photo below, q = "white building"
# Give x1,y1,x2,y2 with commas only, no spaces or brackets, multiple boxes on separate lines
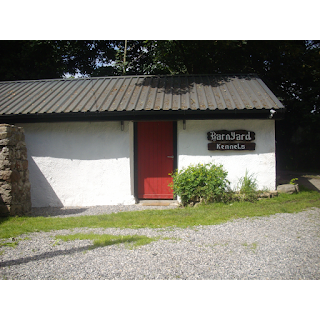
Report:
0,75,285,207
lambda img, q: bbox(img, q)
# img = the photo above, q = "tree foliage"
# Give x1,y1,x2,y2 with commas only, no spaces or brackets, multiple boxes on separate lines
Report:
113,40,320,171
0,40,117,80
1,40,319,171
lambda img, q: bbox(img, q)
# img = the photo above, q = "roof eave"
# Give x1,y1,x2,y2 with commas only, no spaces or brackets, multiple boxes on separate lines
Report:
0,108,285,124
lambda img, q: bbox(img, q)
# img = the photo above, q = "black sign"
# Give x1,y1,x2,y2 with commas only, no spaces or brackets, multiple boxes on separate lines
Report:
208,142,256,151
207,130,256,151
207,130,255,142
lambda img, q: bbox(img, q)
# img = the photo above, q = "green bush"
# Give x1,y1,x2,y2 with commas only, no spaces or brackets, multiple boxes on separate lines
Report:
170,162,230,206
237,170,258,194
234,170,259,202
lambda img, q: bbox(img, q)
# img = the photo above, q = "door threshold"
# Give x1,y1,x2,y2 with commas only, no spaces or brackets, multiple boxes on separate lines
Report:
138,200,179,206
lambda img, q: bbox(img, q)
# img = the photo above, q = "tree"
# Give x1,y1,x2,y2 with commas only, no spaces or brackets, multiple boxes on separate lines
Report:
0,41,60,80
145,40,252,74
1,40,319,171
128,40,320,171
0,40,117,81
97,40,170,76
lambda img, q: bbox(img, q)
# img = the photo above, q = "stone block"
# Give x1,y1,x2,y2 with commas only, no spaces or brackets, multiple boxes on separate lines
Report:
0,169,13,181
14,160,22,170
0,124,30,216
10,204,31,216
0,124,12,132
0,132,8,139
0,159,11,170
0,169,21,183
9,204,22,215
19,170,29,182
19,149,28,160
0,204,10,216
258,191,278,198
22,160,29,170
16,141,26,149
277,184,299,194
0,138,10,146
10,170,20,183
0,182,11,190
1,193,12,204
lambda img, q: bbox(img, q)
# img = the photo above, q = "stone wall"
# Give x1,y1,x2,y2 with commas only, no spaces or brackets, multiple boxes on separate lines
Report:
0,124,31,216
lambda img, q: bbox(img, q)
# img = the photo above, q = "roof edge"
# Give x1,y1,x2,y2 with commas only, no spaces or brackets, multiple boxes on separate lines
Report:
0,73,260,84
0,108,285,124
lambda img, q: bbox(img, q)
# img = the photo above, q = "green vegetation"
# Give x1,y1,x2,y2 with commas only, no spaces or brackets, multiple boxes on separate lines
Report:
170,162,230,206
170,164,270,205
290,178,299,185
237,170,258,194
1,40,320,171
0,189,319,239
0,240,19,248
242,242,258,252
55,233,158,250
230,170,260,202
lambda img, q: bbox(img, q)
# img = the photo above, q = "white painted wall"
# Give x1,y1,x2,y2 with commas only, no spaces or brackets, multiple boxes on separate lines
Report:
17,119,276,207
177,120,276,191
19,122,135,207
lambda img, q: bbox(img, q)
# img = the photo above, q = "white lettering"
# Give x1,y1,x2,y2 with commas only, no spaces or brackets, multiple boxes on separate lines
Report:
225,144,229,150
241,144,245,149
210,132,217,141
208,130,255,143
216,143,221,149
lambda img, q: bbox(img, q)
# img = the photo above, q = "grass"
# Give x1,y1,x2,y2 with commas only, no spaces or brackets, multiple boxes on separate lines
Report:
0,189,319,239
242,242,258,252
55,233,158,250
0,240,19,248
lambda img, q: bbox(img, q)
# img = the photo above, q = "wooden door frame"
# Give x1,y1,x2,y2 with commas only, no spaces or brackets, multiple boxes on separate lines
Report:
134,121,177,202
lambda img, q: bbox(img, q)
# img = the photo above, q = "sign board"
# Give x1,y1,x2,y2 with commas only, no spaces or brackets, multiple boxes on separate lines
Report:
207,130,256,151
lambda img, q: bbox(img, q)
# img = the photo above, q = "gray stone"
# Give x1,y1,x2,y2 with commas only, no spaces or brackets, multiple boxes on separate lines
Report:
258,191,278,198
277,184,299,194
0,124,31,216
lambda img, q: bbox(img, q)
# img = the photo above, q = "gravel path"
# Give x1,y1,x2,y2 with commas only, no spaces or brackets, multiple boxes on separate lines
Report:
1,206,320,280
30,204,178,217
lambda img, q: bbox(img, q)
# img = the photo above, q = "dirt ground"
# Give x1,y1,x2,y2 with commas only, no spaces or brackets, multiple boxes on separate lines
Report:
277,170,320,192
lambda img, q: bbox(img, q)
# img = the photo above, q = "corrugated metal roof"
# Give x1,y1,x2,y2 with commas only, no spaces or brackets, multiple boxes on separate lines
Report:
0,74,284,116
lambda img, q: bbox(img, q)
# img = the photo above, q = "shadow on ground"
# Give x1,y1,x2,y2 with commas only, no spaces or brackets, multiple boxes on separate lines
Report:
30,207,90,217
0,244,94,268
277,170,320,192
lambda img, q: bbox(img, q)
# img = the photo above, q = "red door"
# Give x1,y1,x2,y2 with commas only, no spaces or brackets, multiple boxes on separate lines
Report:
137,121,174,199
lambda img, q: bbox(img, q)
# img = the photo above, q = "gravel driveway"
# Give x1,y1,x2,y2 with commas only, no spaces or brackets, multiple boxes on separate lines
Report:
1,206,320,280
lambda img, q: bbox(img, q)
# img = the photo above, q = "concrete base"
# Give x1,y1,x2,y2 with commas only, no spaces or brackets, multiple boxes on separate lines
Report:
277,170,320,192
138,200,179,206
